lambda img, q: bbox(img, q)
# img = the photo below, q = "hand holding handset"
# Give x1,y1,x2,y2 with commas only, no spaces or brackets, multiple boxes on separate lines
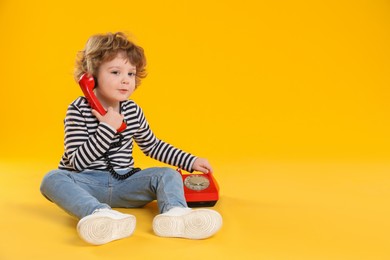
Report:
78,73,127,132
177,168,219,207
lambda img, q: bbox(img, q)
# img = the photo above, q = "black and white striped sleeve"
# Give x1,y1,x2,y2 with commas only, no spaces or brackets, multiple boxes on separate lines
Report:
133,105,197,172
63,104,116,171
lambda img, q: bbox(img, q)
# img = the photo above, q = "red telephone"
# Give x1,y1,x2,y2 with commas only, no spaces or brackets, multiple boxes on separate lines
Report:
78,73,127,132
177,169,220,207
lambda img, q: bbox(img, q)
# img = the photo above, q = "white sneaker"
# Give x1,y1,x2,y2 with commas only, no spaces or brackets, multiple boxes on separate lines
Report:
152,207,222,239
77,208,136,245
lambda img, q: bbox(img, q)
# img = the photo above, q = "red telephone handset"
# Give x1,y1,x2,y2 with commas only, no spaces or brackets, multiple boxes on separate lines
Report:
78,73,127,132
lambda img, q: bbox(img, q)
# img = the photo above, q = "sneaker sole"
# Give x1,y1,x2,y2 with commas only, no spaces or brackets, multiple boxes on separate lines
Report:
152,209,222,239
77,214,136,245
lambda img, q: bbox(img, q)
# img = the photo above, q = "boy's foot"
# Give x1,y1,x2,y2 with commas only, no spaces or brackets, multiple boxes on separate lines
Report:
152,207,222,239
77,208,136,245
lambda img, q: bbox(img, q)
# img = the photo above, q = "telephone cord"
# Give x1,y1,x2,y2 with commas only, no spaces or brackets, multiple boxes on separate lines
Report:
104,134,141,180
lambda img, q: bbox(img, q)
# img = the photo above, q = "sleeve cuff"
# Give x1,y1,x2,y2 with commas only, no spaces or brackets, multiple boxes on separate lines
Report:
100,122,117,134
186,156,198,172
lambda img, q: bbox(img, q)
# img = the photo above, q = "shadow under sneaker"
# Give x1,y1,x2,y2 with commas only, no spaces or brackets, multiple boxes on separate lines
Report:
77,208,136,245
152,208,222,239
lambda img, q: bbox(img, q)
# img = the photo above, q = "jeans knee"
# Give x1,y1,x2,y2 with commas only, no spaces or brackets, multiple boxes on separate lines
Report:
40,171,54,194
40,170,71,196
158,167,182,182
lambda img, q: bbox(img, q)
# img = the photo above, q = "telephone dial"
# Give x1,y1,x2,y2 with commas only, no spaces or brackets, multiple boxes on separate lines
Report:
78,73,127,132
177,169,220,207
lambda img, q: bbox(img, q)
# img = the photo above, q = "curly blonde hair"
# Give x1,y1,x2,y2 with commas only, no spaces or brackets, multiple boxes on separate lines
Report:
74,32,147,87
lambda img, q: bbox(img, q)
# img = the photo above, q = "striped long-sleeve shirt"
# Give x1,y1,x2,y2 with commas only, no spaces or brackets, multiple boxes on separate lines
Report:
59,97,196,172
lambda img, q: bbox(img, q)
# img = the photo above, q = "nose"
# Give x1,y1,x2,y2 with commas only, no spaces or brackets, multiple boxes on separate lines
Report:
121,77,129,85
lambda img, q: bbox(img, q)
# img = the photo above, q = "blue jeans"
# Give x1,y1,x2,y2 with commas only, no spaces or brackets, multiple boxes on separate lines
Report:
40,167,188,219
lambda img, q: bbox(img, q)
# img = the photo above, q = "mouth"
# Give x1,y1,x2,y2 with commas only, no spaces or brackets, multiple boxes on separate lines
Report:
118,89,129,94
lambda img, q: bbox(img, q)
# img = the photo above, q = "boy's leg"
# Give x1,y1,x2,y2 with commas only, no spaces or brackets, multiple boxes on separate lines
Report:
111,167,188,213
40,169,136,245
40,169,111,219
111,167,222,239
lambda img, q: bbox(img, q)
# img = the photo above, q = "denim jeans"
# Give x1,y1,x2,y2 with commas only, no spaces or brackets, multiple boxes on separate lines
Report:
40,167,188,219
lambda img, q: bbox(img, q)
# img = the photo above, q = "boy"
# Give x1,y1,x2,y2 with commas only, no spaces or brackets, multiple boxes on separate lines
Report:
40,32,222,245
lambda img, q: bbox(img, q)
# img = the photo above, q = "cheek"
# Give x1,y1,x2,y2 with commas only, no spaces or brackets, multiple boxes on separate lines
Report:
130,79,136,88
98,76,115,88
95,75,106,88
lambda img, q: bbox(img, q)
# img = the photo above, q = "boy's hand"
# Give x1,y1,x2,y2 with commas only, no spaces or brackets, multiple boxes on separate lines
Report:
92,107,124,131
192,158,213,174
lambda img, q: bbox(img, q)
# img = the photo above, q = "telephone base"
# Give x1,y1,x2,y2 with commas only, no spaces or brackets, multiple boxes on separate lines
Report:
186,200,218,208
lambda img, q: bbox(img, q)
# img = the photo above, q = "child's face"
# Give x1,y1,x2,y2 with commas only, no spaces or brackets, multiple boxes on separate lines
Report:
95,52,136,107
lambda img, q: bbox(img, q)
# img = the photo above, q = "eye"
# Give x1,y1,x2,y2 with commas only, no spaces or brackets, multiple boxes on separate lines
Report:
111,71,119,75
128,72,136,77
